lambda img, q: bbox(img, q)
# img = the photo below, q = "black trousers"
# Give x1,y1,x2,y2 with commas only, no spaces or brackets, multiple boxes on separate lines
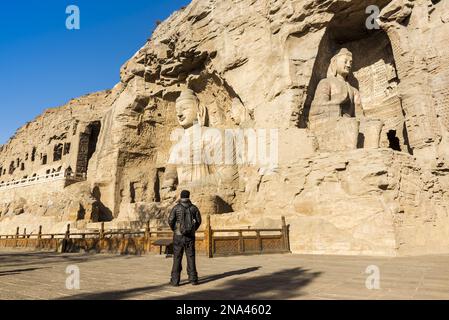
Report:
171,234,198,284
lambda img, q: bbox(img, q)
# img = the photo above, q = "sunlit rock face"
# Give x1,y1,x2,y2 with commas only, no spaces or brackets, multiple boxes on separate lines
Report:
2,0,449,256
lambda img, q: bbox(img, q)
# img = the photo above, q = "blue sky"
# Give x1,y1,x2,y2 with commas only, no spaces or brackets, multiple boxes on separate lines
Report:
0,0,191,145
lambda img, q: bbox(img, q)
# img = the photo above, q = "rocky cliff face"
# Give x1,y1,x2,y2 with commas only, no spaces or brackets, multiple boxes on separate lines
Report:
2,0,449,256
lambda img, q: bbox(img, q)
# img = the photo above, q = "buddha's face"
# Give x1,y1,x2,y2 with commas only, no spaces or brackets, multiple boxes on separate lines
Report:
335,54,353,78
176,99,197,129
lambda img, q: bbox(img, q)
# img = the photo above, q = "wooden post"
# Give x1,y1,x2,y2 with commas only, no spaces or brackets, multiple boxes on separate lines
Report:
37,226,42,248
100,222,105,239
204,215,213,258
65,224,71,239
145,221,150,253
256,231,262,252
21,228,27,248
145,221,150,239
238,231,244,254
14,227,19,248
281,216,290,252
61,224,70,253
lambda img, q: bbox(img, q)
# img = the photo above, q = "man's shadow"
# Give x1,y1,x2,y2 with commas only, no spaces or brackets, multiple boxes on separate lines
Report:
179,267,261,286
58,266,262,300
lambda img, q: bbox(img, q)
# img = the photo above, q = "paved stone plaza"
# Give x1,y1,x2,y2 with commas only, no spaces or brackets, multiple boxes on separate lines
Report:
1,250,449,300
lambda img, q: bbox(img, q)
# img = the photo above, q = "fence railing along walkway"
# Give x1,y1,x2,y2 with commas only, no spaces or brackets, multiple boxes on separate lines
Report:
0,216,290,258
0,171,86,190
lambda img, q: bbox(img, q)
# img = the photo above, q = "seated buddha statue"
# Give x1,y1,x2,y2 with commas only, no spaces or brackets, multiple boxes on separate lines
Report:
161,89,238,213
308,48,382,150
309,48,364,127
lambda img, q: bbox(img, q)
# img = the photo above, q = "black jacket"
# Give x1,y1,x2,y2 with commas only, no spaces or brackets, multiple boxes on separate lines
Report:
168,199,202,237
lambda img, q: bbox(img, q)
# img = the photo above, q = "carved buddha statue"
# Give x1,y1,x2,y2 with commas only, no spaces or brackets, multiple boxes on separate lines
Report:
161,89,238,213
308,48,383,151
309,48,364,128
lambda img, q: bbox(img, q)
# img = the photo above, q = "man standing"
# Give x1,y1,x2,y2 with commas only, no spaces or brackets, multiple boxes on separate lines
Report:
168,190,202,286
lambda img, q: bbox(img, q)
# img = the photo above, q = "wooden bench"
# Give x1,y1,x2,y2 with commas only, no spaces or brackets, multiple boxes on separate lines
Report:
153,239,173,255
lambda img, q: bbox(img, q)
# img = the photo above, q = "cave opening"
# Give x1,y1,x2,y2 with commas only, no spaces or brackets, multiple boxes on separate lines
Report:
154,168,165,203
63,143,71,155
130,182,136,204
76,121,101,173
387,130,401,151
53,144,63,162
87,121,101,166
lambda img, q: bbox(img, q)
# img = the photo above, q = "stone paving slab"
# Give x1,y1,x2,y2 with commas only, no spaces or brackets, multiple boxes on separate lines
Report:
1,249,449,300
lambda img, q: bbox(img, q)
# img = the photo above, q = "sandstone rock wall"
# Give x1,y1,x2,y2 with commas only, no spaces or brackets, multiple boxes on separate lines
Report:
2,0,449,256
0,89,120,182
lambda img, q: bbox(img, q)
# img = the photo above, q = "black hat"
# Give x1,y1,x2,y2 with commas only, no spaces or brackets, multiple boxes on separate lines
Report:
180,190,190,199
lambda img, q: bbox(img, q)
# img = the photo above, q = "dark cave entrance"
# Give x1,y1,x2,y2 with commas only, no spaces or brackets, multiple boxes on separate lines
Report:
76,121,101,173
387,130,401,151
154,168,165,203
87,121,101,165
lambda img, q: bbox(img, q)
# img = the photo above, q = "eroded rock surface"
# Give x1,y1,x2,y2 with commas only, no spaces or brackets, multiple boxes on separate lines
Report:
2,0,449,256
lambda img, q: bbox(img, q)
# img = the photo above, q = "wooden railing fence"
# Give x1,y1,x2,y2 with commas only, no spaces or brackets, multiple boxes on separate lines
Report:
0,216,290,258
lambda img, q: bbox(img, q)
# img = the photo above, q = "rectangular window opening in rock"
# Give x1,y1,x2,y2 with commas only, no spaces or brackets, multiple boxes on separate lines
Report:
53,144,63,162
63,143,71,155
154,167,165,202
9,161,15,175
387,130,402,152
130,182,136,204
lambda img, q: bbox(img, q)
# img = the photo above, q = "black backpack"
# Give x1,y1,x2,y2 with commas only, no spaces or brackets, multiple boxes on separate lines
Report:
180,205,196,236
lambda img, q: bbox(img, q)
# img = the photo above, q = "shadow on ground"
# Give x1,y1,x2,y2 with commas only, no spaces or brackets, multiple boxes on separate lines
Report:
165,267,322,300
0,251,132,268
57,266,322,300
0,267,50,277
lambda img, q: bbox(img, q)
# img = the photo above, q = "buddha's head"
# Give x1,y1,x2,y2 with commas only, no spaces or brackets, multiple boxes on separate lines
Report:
327,48,353,80
176,89,206,129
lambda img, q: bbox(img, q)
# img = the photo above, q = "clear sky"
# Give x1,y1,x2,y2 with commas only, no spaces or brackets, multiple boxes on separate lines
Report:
0,0,191,145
